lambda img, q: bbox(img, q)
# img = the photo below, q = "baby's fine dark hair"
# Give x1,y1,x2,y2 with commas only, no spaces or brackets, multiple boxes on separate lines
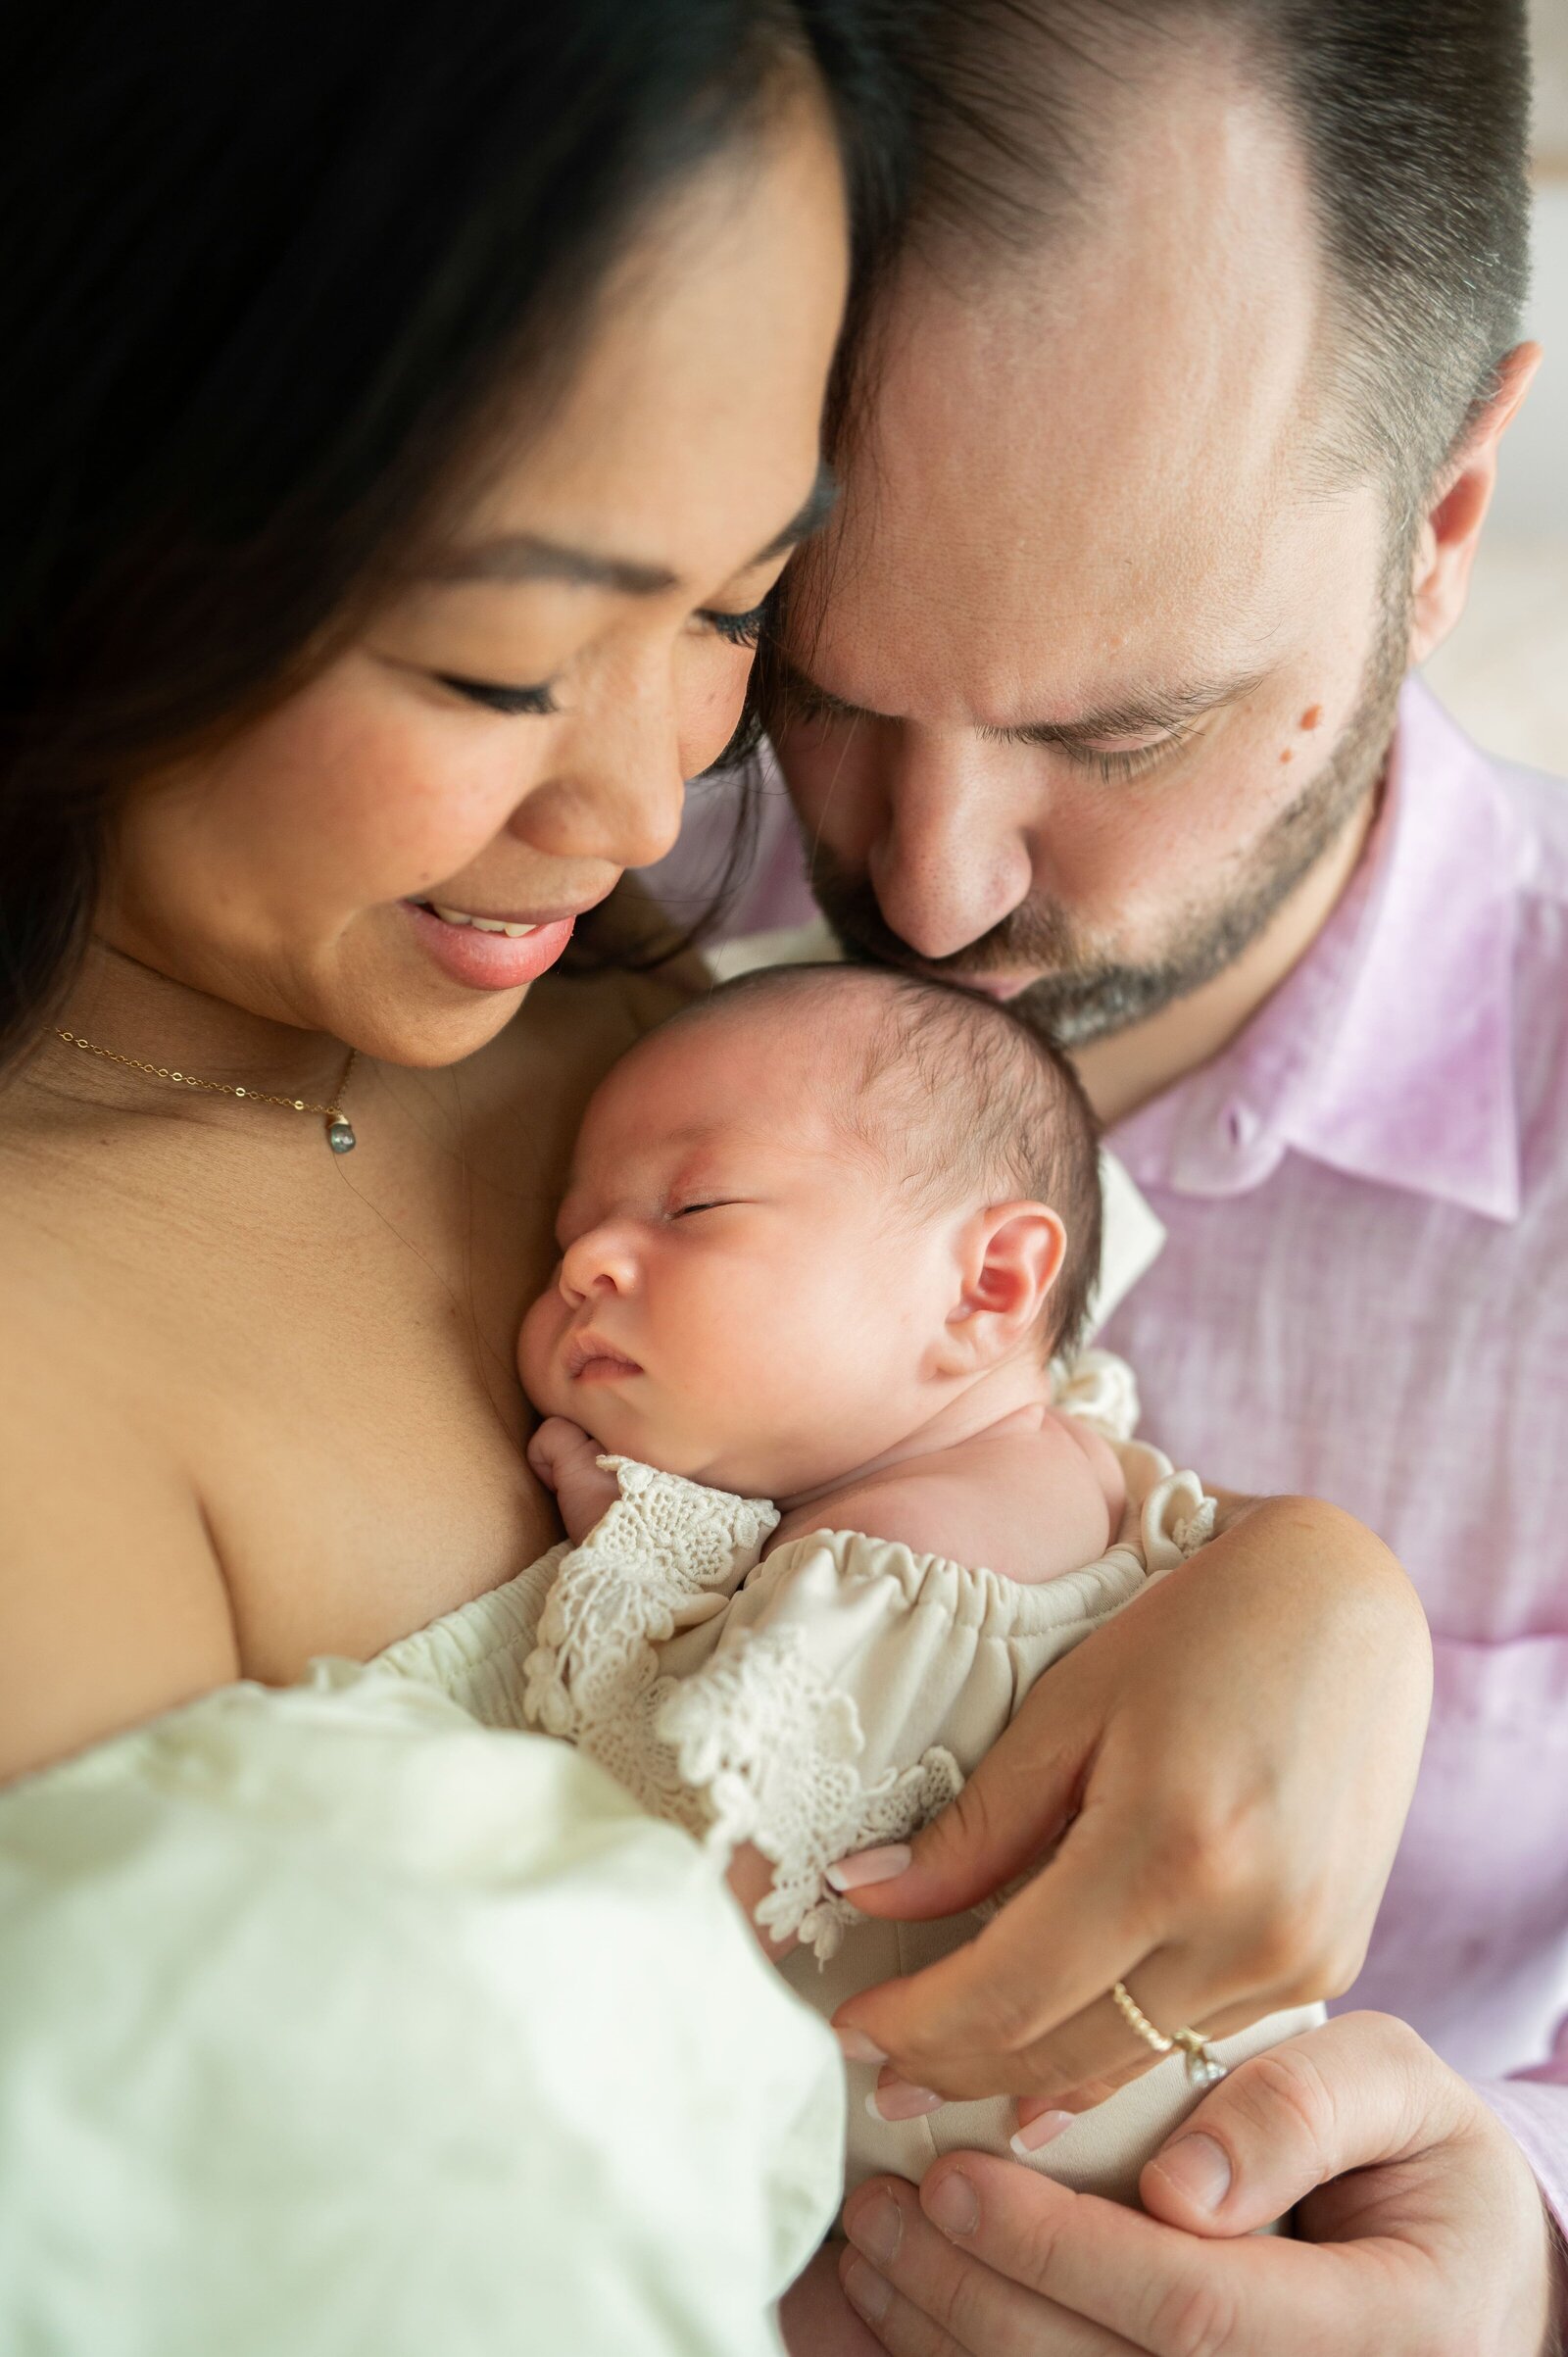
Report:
683,961,1102,1356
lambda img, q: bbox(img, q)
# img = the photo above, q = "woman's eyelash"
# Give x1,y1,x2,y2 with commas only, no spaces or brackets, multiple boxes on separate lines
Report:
436,672,560,716
700,602,769,651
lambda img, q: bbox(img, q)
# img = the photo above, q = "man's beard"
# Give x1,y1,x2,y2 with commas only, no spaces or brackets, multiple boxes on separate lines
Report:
806,583,1409,1050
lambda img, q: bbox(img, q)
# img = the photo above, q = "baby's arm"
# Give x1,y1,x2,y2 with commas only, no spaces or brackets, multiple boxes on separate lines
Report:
527,1415,622,1541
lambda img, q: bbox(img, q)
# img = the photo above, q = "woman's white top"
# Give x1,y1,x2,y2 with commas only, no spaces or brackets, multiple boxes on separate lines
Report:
0,1591,842,2357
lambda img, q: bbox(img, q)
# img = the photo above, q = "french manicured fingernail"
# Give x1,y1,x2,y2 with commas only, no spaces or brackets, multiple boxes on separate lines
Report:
826,1843,911,1893
834,2025,889,2065
842,2254,892,2324
866,2078,946,2122
846,2187,904,2268
1154,2132,1233,2212
924,2169,980,2237
1009,2108,1076,2157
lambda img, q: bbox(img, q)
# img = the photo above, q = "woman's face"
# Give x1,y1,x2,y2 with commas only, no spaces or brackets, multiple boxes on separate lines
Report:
101,91,850,1065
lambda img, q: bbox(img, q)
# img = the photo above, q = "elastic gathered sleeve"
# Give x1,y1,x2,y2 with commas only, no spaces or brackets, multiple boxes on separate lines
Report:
519,1448,1215,1963
0,1666,841,2357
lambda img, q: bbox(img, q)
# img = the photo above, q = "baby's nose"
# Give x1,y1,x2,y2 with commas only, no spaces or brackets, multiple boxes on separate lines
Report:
559,1224,637,1302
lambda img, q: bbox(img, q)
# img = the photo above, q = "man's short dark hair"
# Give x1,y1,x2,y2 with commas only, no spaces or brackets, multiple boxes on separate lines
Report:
883,0,1532,522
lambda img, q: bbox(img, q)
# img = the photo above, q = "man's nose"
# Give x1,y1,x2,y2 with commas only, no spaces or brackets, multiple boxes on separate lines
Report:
868,734,1037,962
559,1224,640,1305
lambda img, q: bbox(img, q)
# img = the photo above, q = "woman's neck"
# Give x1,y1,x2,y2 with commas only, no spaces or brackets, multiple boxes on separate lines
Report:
44,938,353,1109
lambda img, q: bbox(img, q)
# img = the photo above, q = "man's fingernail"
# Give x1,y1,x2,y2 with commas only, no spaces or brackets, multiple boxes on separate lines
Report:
842,2255,892,2324
846,2187,903,2268
1009,2108,1076,2157
827,1843,911,1893
834,2025,889,2065
1155,2132,1233,2212
924,2169,980,2237
866,2078,946,2122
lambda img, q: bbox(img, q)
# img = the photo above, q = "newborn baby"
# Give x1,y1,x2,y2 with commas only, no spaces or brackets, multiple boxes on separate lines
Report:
516,965,1319,2227
523,960,1121,1594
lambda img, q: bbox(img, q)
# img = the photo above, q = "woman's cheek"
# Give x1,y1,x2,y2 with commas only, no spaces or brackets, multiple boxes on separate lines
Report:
672,634,755,778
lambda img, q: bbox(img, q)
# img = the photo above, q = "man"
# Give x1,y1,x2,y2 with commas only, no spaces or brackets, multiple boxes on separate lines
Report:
722,1,1568,2347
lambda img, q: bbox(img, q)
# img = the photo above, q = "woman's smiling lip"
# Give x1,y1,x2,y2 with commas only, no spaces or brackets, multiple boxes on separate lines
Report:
402,899,587,991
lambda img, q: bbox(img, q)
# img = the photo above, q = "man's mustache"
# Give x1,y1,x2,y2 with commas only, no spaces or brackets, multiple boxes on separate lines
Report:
808,845,1080,979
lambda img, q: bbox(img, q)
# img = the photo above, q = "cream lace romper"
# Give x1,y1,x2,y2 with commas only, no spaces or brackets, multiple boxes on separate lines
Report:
518,1350,1323,2208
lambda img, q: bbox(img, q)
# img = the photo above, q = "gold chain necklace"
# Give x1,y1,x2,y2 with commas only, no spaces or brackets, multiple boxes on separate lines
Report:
55,1029,359,1154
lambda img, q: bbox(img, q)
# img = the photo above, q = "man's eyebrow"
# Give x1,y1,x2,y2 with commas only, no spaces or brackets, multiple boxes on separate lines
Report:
772,657,1272,743
423,464,839,597
998,669,1274,751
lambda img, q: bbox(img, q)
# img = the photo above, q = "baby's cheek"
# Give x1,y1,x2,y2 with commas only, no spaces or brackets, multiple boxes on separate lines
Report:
516,1291,568,1410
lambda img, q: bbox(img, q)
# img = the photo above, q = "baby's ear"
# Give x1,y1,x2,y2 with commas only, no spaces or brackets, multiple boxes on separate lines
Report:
940,1200,1066,1371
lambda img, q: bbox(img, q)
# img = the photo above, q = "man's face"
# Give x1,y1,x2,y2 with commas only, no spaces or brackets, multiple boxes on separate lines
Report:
771,48,1406,1043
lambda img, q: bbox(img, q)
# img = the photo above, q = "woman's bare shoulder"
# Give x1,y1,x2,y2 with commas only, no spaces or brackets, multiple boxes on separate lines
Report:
0,1215,240,1782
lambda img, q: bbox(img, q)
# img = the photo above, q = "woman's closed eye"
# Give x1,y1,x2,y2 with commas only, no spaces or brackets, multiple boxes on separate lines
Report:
436,671,560,716
431,600,767,718
669,1198,738,1219
694,599,769,651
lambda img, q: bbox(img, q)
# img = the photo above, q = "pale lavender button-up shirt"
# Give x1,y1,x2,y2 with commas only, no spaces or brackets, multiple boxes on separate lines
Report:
676,681,1568,2220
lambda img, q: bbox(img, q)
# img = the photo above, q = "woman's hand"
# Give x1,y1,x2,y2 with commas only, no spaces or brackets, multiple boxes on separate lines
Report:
830,1498,1432,2112
834,2013,1562,2356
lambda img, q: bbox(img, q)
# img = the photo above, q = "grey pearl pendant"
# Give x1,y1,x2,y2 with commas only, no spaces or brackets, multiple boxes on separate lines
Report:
326,1117,357,1154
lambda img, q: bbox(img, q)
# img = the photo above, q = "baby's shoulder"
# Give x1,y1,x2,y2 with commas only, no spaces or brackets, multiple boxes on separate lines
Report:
787,1411,1120,1586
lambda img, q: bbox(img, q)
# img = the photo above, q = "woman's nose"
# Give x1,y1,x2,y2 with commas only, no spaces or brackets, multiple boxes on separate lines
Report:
510,649,687,872
559,1224,639,1305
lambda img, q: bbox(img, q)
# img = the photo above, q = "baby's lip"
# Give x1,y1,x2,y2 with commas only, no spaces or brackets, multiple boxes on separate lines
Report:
564,1330,644,1381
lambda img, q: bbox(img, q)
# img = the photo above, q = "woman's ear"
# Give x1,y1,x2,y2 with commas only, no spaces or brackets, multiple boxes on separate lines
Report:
1407,341,1542,669
938,1201,1066,1373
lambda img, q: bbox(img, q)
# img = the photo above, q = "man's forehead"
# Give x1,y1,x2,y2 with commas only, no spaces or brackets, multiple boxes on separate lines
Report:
797,42,1335,726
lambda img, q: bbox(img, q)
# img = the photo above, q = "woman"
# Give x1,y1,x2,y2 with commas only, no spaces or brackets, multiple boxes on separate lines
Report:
0,4,1428,2351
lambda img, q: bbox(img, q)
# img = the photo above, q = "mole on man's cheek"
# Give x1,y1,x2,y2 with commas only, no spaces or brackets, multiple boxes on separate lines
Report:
1299,704,1324,731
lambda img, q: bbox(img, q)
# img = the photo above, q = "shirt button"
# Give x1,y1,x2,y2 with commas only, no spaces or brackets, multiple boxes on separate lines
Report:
1226,1103,1260,1148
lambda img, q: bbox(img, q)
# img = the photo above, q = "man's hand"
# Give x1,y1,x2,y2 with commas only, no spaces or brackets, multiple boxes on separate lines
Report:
836,2013,1560,2356
829,1498,1432,2114
526,1415,620,1543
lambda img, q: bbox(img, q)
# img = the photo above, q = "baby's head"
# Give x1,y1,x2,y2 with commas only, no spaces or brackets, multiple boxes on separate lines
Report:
519,965,1101,1500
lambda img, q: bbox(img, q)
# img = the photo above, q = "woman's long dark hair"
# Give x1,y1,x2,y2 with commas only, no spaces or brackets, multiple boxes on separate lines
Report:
0,0,912,1068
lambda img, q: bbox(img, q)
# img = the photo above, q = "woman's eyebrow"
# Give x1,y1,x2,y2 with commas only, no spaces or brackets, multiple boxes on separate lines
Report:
424,535,678,595
752,461,839,564
422,464,838,594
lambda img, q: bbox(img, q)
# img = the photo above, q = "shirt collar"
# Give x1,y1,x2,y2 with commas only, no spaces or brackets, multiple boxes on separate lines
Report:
1111,681,1524,1223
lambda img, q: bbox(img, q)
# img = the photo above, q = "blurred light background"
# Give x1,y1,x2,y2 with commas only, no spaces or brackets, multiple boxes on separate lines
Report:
1422,0,1568,775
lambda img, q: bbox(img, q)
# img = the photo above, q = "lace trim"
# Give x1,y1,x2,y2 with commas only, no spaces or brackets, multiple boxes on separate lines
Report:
522,1429,1219,1967
520,1459,778,1838
657,1630,962,1961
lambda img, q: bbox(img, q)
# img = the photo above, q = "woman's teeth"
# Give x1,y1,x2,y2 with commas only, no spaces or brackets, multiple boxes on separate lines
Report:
427,904,539,938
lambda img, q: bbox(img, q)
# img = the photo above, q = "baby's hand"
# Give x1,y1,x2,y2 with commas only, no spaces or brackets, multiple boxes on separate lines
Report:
527,1416,622,1544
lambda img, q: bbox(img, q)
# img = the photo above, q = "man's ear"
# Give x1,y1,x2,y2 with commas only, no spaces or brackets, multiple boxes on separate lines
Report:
1408,341,1542,669
937,1201,1066,1374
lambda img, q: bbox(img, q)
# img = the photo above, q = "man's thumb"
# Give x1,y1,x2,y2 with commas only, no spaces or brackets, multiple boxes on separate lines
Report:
1140,2013,1449,2237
